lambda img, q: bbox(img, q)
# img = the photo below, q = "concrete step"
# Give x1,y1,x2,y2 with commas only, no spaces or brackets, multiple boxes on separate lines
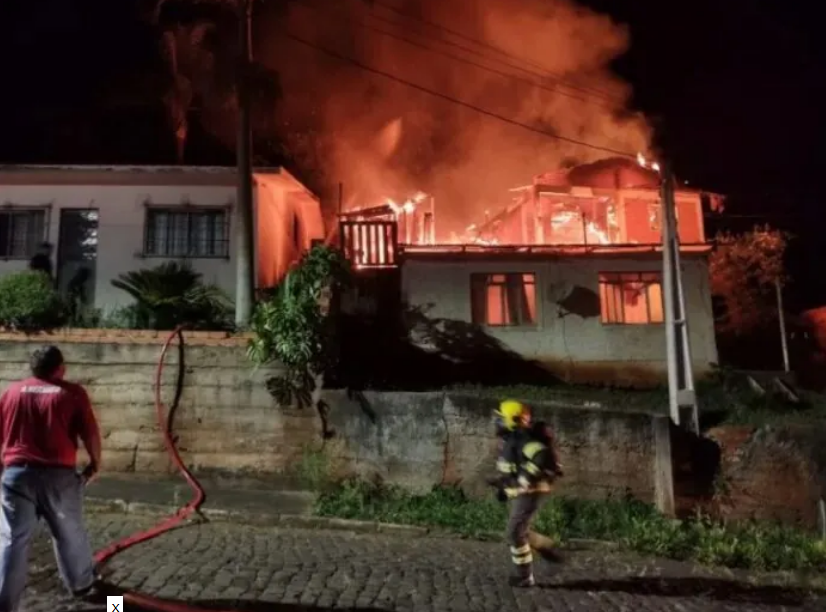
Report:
85,475,317,517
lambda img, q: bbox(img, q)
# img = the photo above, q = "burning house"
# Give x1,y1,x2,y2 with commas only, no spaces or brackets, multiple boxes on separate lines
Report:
339,156,721,387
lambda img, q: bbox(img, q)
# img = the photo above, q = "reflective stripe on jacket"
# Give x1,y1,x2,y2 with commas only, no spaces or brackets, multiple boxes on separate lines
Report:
497,432,555,498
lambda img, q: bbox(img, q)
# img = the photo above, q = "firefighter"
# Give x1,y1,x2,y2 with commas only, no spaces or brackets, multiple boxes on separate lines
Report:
492,400,562,587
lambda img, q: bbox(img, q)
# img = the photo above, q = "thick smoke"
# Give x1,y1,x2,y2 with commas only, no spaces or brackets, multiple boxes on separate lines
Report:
260,0,651,235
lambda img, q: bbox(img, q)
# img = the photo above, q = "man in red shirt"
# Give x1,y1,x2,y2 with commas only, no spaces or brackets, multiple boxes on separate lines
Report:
0,346,104,611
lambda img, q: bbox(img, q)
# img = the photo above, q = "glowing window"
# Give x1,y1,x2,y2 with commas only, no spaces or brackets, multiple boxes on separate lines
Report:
471,273,537,327
648,202,662,232
598,272,664,325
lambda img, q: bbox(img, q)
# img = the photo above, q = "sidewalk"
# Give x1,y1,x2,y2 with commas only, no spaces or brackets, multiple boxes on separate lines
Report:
84,474,317,520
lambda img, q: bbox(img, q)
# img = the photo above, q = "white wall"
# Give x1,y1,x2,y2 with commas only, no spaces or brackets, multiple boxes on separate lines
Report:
401,255,718,382
0,183,236,312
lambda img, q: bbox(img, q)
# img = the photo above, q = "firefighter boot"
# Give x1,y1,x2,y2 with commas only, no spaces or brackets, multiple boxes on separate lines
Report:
529,530,565,564
508,543,536,587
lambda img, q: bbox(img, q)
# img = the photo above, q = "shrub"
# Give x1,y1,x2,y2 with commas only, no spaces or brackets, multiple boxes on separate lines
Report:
111,262,234,330
66,306,103,329
0,271,65,331
97,305,141,329
247,244,350,407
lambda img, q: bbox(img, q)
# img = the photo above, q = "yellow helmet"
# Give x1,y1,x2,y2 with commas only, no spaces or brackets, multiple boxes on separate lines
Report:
495,399,530,431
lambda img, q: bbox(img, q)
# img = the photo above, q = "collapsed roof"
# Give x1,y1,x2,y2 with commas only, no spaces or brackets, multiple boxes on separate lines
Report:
535,156,663,191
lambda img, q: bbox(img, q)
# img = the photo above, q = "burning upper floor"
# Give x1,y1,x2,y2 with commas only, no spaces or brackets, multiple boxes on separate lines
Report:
339,156,724,267
463,156,716,247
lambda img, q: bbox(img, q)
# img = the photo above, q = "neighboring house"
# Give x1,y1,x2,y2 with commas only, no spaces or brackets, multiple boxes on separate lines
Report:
341,157,720,386
0,165,323,312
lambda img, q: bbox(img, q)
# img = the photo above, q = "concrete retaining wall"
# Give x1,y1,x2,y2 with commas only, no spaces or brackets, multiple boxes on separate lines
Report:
0,330,674,513
321,390,674,512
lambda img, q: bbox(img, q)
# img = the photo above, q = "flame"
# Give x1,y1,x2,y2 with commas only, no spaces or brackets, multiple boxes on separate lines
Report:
347,191,429,218
343,149,688,264
586,221,610,245
637,152,661,173
270,0,652,235
386,198,402,215
343,190,439,263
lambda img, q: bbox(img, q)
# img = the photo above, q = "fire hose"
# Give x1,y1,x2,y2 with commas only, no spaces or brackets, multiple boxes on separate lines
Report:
82,325,563,610
90,325,238,612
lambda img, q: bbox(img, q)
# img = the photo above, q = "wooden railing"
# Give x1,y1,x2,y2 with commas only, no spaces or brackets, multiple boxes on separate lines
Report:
340,220,399,268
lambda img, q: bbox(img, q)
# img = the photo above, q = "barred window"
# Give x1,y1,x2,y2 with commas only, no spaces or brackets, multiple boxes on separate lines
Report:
144,208,229,258
471,273,537,327
599,272,664,324
0,209,47,258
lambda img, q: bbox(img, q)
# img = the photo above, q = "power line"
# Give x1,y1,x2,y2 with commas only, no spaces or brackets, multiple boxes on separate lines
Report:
291,0,619,110
287,0,621,104
278,28,637,158
365,0,623,103
362,3,620,105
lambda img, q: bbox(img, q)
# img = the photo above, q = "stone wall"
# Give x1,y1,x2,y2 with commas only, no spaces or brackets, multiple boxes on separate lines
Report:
0,329,300,476
707,425,826,529
0,331,674,513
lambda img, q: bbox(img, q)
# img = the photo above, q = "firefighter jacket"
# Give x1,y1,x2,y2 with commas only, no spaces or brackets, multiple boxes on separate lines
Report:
495,428,560,498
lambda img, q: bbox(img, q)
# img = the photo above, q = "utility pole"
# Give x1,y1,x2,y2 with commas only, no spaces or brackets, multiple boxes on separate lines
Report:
776,278,790,372
661,165,699,433
234,0,255,327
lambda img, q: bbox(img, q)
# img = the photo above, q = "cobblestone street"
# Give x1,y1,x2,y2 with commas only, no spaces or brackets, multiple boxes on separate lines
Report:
20,513,822,612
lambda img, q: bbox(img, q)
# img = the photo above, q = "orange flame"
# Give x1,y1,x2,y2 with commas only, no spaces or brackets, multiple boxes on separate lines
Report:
637,152,661,173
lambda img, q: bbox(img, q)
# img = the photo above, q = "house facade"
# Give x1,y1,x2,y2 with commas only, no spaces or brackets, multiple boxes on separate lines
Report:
0,165,323,312
341,157,720,386
400,248,717,386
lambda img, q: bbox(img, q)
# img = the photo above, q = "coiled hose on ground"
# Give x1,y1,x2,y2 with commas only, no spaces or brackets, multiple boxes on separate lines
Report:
91,325,237,612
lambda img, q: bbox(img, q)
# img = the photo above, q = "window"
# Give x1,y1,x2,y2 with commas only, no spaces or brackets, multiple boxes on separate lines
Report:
471,273,537,327
0,208,46,259
599,272,664,324
648,202,662,232
144,208,229,257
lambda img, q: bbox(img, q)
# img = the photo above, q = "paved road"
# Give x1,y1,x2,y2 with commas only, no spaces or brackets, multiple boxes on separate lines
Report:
20,513,822,612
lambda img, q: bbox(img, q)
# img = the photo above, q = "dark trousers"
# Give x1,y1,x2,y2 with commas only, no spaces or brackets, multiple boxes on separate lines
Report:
505,492,544,578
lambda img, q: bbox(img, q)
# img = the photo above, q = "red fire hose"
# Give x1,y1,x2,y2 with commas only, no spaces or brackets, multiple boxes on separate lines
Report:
91,326,237,612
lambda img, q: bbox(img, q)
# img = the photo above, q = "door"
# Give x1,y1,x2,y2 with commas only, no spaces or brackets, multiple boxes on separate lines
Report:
56,209,99,307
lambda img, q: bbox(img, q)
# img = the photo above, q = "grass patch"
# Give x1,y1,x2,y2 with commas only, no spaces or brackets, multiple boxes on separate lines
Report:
288,445,332,490
316,480,826,573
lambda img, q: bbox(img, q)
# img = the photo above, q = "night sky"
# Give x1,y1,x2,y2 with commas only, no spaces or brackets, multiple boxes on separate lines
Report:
1,0,823,307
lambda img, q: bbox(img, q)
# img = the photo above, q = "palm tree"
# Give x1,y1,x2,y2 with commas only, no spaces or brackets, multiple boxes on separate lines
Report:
146,0,257,325
111,261,233,330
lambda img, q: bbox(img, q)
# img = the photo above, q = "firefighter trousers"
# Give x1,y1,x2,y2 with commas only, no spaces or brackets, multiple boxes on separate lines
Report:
505,492,545,578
